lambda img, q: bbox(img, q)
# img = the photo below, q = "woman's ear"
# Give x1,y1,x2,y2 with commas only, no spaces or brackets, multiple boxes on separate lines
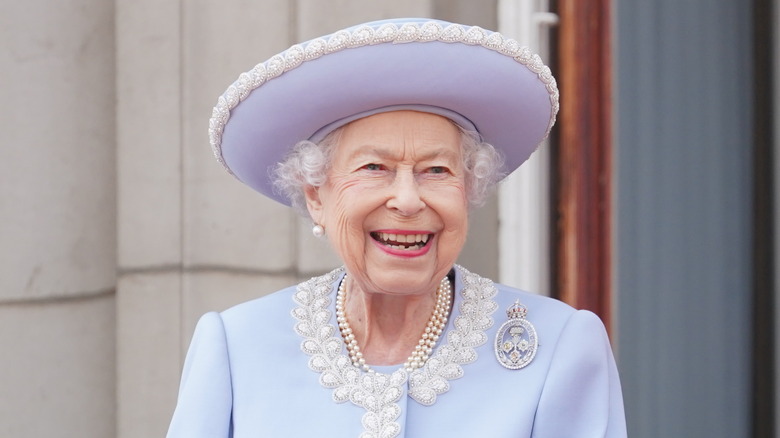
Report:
304,185,323,224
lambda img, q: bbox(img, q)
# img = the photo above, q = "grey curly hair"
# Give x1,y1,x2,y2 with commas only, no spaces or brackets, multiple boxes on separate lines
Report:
273,124,505,217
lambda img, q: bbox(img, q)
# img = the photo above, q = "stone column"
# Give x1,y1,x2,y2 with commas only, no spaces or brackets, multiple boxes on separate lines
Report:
115,1,183,435
116,1,296,436
0,0,116,436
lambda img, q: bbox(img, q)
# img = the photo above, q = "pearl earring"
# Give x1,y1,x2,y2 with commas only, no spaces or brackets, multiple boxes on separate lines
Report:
312,224,325,237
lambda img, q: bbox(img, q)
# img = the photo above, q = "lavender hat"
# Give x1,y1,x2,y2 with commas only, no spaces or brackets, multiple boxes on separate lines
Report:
209,18,559,206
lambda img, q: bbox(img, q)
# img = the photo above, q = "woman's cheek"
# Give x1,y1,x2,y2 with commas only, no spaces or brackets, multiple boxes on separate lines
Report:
421,179,468,205
322,179,372,265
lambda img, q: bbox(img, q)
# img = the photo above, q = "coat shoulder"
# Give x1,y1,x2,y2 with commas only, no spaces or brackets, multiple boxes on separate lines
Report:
219,284,300,333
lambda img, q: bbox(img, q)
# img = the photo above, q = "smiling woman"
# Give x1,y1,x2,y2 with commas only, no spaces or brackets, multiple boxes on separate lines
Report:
306,112,468,303
167,18,626,438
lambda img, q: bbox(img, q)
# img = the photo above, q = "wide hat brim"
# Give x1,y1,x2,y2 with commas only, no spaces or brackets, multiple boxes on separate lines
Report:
209,18,559,206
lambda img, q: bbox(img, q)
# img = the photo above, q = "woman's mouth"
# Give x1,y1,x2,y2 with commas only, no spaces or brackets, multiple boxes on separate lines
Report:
370,232,432,251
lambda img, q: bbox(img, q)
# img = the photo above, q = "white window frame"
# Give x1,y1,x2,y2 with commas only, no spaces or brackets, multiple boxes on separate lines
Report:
497,0,558,295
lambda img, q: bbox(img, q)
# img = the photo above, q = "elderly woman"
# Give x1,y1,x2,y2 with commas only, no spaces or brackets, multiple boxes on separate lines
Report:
168,18,626,437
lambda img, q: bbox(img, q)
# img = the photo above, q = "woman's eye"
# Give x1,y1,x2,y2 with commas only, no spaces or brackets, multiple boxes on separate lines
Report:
361,163,384,171
427,166,448,174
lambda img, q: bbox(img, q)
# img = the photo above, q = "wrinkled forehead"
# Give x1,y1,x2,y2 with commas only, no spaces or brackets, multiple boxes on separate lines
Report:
329,110,465,164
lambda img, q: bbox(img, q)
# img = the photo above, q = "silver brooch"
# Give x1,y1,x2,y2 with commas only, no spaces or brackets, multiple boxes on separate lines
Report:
495,300,538,369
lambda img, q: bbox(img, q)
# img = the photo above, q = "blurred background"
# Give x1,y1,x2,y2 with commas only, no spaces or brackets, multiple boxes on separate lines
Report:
1,0,776,436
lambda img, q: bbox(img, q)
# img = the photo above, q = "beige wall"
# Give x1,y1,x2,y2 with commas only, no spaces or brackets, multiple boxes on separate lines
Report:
1,1,497,436
0,0,116,436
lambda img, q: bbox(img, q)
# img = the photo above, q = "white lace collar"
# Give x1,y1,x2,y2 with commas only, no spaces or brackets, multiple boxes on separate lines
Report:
291,265,498,438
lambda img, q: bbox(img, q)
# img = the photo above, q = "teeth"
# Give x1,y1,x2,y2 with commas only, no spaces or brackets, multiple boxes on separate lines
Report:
375,232,431,249
379,233,429,242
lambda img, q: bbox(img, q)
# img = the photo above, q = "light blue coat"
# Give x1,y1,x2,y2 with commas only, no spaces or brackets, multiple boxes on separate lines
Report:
168,266,626,437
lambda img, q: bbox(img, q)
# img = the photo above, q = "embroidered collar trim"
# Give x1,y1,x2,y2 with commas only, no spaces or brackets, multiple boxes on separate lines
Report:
291,265,498,438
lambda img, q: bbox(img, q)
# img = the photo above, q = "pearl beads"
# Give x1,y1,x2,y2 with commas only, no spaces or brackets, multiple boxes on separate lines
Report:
336,275,453,373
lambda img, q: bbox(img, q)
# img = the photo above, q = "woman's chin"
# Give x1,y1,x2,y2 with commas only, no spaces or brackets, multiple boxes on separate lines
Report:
360,263,448,297
343,237,455,296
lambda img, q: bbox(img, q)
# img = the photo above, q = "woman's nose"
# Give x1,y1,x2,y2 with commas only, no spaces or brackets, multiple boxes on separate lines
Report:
386,171,425,216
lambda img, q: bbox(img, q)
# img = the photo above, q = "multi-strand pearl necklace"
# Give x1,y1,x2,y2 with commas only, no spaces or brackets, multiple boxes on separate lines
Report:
336,275,453,373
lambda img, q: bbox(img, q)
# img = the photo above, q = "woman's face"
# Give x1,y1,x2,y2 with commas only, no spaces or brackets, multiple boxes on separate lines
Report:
305,110,469,297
